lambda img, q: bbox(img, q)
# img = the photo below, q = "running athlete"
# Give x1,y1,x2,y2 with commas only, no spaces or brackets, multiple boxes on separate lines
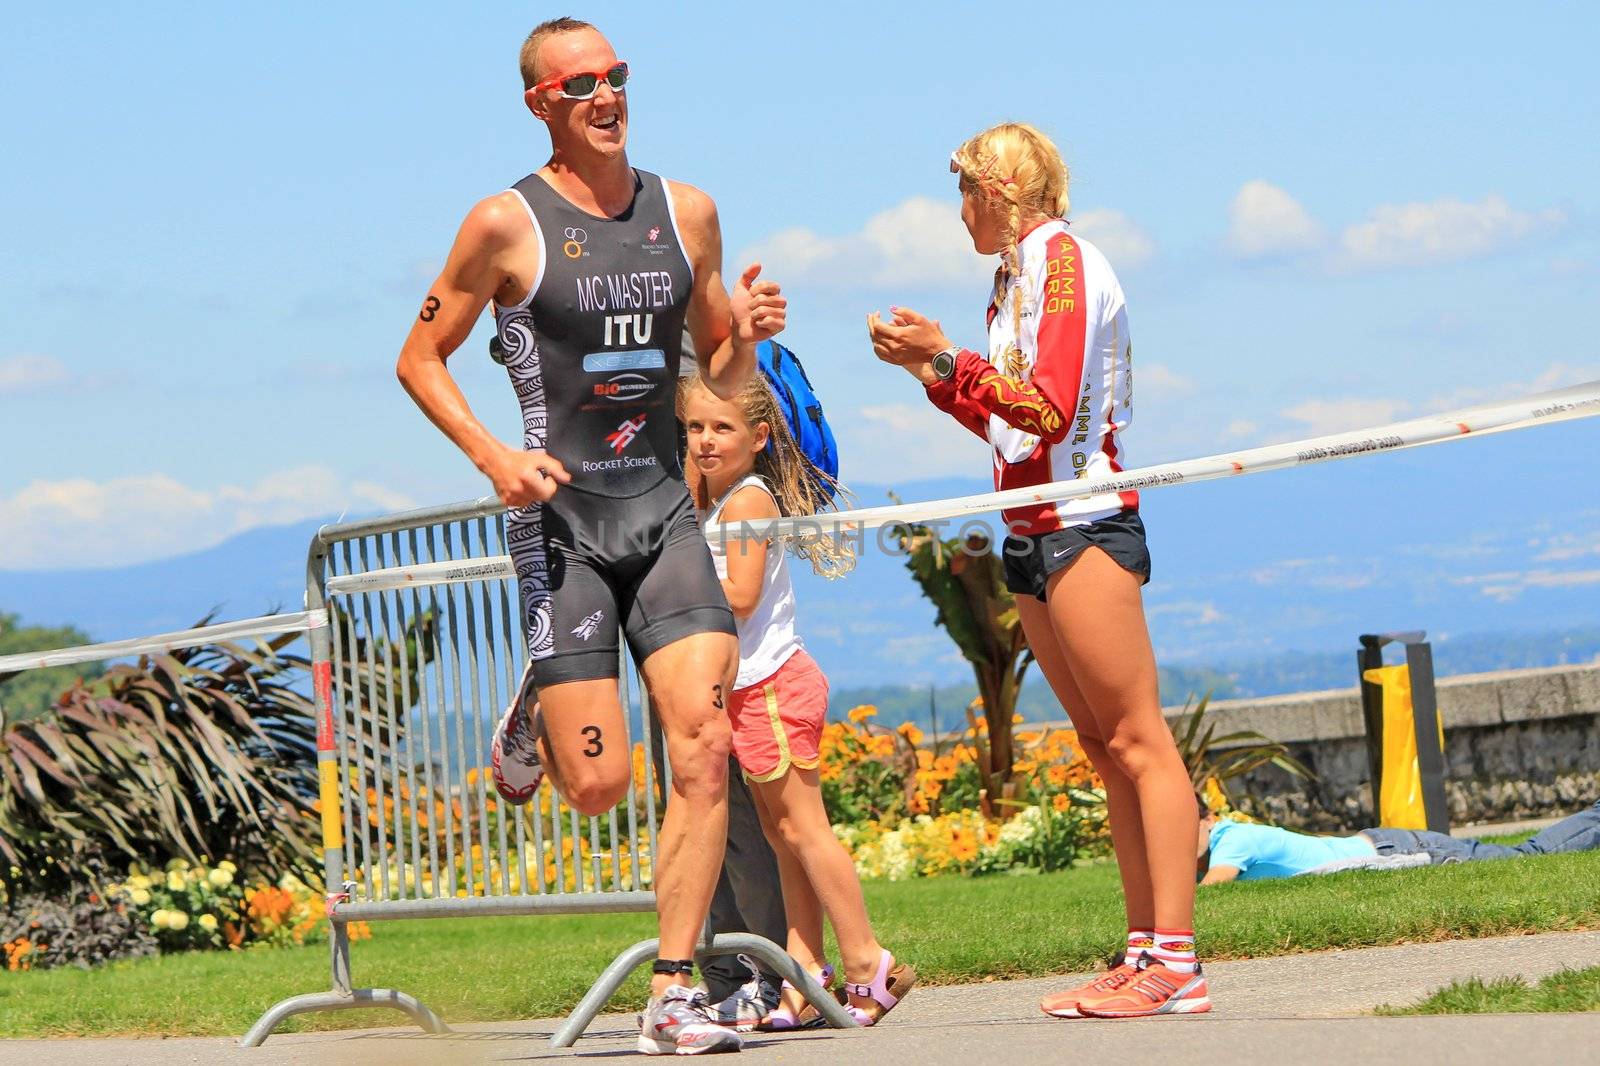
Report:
395,18,785,1056
869,123,1210,1020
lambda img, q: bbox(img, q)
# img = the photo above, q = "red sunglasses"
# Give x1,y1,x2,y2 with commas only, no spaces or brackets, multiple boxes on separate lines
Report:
534,61,630,101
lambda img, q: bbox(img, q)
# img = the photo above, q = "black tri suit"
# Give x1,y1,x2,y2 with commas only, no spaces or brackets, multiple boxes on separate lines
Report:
493,169,735,686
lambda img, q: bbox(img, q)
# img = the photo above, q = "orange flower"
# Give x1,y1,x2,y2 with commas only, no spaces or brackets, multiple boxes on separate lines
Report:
949,828,978,863
847,705,877,724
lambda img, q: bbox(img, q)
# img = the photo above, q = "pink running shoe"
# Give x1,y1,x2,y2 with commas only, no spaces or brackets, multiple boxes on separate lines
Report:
490,660,544,804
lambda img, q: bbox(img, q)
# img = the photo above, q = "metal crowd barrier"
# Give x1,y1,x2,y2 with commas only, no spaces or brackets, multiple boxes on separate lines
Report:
243,497,852,1048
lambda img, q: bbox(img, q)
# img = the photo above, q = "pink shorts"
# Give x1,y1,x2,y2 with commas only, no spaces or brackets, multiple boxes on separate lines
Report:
728,650,829,783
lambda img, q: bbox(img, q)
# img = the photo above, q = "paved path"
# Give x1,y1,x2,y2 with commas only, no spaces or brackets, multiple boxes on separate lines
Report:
4,930,1595,1065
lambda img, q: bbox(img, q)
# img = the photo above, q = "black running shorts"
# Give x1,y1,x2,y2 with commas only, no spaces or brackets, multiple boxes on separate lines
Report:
1002,509,1152,602
506,479,736,687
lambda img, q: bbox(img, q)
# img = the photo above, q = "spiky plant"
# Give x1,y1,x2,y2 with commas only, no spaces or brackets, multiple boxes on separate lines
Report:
0,615,432,893
1169,693,1315,816
890,514,1031,804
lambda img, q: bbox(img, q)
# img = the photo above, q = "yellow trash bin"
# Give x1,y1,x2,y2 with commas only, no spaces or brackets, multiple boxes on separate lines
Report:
1362,665,1446,829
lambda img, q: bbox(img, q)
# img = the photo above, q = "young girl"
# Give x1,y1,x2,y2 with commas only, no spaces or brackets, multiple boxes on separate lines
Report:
867,123,1210,1019
680,371,915,1029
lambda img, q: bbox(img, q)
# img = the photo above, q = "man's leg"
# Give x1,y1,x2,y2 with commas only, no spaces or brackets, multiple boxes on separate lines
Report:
641,629,740,995
1513,798,1600,856
534,677,631,816
702,756,787,1004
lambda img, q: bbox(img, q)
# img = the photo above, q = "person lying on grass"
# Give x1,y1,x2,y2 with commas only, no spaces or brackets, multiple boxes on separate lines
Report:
1197,798,1600,884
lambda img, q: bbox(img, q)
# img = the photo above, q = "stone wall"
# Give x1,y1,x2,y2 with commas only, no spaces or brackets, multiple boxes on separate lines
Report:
1178,663,1600,830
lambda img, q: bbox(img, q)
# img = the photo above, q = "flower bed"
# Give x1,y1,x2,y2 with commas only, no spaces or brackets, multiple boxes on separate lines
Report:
821,706,1115,879
104,860,370,956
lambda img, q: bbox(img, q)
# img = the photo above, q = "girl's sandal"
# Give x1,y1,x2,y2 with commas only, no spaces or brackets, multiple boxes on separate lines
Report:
759,964,834,1032
842,950,917,1026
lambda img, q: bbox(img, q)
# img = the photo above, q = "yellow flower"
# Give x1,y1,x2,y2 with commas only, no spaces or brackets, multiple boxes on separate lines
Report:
847,705,877,724
167,911,190,931
896,723,924,746
218,860,237,874
167,871,186,892
207,868,234,889
198,914,218,932
130,888,152,906
151,909,172,929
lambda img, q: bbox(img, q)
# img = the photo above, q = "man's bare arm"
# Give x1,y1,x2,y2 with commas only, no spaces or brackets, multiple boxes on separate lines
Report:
669,181,786,399
1200,865,1241,885
395,194,570,507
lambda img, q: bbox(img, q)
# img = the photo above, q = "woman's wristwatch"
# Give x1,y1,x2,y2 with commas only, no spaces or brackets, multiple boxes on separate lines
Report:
931,346,961,381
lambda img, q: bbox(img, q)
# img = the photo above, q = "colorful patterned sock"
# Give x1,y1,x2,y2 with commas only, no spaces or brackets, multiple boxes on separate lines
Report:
1152,929,1198,974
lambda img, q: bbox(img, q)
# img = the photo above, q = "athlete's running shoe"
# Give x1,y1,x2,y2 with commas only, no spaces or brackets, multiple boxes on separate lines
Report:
702,974,770,1032
1075,952,1211,1018
638,985,743,1055
1039,959,1140,1018
490,661,544,804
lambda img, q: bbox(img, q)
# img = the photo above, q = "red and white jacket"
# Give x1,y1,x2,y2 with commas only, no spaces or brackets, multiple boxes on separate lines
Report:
925,220,1134,536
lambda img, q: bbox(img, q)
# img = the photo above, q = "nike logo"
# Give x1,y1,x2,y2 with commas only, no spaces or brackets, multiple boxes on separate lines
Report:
1053,547,1073,558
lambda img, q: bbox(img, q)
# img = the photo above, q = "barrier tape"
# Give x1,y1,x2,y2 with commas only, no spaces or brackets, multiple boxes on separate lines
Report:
324,378,1600,597
9,380,1598,654
0,609,328,674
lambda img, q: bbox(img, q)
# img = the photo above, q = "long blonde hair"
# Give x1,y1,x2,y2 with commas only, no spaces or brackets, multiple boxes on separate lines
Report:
679,372,856,579
950,123,1070,361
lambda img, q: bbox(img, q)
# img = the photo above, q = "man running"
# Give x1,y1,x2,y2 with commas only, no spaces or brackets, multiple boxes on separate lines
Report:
395,17,785,1056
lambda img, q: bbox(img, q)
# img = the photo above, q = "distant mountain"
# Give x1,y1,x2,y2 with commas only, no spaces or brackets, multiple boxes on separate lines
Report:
3,415,1596,714
0,518,328,638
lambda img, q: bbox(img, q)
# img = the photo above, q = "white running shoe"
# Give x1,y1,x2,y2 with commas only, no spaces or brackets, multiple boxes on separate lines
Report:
490,660,544,805
702,962,770,1032
638,985,743,1056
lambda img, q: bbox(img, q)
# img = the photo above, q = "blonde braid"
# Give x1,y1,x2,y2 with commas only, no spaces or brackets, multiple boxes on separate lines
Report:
951,122,1073,378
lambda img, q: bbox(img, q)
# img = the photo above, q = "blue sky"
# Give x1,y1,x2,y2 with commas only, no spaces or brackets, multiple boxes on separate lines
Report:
3,2,1597,571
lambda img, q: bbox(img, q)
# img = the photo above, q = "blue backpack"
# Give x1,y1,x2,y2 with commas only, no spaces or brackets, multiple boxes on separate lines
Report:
757,339,839,499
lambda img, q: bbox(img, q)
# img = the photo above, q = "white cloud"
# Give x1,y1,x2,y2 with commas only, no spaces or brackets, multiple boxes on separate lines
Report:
1336,195,1565,270
1226,180,1326,259
0,467,417,570
1138,363,1195,394
739,196,1155,290
1222,183,1566,271
1430,361,1600,411
738,197,991,291
0,354,69,394
1466,568,1600,603
1071,208,1156,270
1281,397,1412,436
1532,530,1600,563
1222,419,1259,440
838,402,991,482
1147,600,1225,626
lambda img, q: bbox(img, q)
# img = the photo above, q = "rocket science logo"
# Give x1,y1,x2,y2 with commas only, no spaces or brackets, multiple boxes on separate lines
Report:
640,224,674,257
605,414,646,455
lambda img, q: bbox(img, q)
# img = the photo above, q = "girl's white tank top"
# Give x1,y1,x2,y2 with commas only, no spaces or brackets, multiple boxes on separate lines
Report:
704,474,802,690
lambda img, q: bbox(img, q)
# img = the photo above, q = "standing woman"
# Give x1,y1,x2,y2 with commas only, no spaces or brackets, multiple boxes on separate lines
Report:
867,123,1209,1019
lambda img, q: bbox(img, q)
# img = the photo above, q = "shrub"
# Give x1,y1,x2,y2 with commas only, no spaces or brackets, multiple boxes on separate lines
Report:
2,862,156,970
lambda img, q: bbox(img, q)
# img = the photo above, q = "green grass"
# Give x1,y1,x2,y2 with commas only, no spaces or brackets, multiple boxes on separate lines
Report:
1378,965,1600,1015
3,850,1598,1038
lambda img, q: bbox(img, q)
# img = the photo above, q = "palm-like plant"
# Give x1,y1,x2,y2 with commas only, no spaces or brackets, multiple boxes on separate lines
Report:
891,516,1031,804
1169,693,1315,814
0,614,432,893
